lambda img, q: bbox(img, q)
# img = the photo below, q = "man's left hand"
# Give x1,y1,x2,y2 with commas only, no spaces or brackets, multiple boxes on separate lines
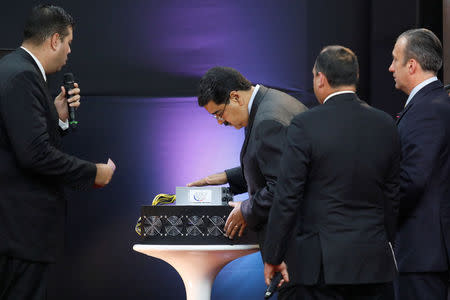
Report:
224,201,247,239
54,82,81,121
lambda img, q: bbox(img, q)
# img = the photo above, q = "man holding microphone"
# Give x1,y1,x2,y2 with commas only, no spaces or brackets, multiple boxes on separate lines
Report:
0,5,115,299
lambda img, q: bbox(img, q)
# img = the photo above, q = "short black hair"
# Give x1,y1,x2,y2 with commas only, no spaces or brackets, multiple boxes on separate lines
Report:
198,66,252,107
444,84,450,92
398,28,442,74
23,4,74,45
314,45,359,88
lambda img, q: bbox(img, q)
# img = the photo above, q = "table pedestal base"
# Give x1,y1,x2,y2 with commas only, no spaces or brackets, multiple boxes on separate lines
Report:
133,244,259,300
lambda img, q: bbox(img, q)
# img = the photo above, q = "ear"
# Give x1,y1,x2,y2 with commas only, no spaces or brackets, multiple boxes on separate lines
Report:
230,91,243,105
50,33,61,50
407,59,417,75
318,72,327,88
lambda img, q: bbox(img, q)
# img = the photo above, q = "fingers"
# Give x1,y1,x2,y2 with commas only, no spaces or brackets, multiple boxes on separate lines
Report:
224,214,238,238
187,172,227,186
107,158,116,172
67,95,81,107
59,85,81,98
186,178,207,187
67,87,81,96
281,271,290,283
238,223,246,237
264,263,289,287
264,263,275,286
224,203,245,239
67,86,81,105
227,224,240,239
280,263,290,283
67,82,80,96
224,214,233,233
58,84,81,107
224,219,246,239
94,163,115,187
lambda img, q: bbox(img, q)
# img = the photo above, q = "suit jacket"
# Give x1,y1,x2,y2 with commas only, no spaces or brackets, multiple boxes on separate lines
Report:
395,80,450,272
225,86,307,236
0,48,97,263
264,93,401,285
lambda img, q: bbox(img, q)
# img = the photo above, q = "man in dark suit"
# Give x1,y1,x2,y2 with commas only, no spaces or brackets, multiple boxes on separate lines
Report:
188,66,307,298
388,28,450,300
0,5,115,299
263,45,401,299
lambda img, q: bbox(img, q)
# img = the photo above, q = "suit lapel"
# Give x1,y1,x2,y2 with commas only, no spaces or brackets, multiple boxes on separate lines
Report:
17,48,47,86
18,48,59,126
396,80,443,125
395,102,413,125
240,85,268,166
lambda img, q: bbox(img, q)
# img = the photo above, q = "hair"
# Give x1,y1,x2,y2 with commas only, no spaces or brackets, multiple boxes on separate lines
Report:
23,4,75,45
445,84,450,92
198,66,252,107
314,45,359,88
398,28,442,74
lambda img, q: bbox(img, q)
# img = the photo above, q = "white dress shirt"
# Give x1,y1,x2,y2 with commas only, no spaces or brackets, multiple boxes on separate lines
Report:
248,84,261,114
404,76,438,107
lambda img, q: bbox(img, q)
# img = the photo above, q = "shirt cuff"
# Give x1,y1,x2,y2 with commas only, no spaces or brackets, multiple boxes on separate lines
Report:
59,119,69,130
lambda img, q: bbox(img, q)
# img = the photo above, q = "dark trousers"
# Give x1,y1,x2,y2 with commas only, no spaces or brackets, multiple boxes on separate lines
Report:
394,271,449,300
277,263,394,300
278,284,300,299
0,256,49,300
279,281,393,300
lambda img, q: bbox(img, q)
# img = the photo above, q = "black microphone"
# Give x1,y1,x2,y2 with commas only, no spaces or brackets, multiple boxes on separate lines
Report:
264,272,282,299
63,73,78,129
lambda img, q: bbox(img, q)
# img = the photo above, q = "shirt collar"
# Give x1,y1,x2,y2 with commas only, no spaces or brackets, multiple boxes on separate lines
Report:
248,84,260,114
20,46,47,82
323,90,355,103
405,76,437,107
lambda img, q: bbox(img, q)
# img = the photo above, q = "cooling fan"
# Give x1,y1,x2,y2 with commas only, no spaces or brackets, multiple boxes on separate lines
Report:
186,215,204,236
165,216,184,236
142,216,163,236
207,215,226,236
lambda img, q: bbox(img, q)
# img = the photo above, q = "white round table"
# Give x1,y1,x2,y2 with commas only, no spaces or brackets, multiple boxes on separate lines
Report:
133,244,259,300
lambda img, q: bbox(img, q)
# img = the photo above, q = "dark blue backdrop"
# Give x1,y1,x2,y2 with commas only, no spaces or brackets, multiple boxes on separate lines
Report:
0,0,441,299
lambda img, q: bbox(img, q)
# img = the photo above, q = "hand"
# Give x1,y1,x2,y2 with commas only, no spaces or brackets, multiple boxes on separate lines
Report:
224,201,247,239
264,262,289,287
94,158,116,187
54,83,81,121
187,171,227,187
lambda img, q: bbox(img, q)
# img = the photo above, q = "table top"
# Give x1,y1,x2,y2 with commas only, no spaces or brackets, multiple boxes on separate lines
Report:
133,244,259,252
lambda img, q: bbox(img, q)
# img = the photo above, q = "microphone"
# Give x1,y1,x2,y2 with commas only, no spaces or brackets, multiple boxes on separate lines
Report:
264,272,282,299
63,73,78,129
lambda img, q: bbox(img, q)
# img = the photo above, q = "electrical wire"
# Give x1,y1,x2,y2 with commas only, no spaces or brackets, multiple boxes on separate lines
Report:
135,193,176,236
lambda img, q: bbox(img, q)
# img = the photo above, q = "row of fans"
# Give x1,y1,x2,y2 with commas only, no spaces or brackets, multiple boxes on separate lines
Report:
142,215,228,237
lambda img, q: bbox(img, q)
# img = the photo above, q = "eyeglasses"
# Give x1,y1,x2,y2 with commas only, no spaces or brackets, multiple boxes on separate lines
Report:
212,101,228,122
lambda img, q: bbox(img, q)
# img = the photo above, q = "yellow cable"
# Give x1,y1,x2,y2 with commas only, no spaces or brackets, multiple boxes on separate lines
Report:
136,193,176,235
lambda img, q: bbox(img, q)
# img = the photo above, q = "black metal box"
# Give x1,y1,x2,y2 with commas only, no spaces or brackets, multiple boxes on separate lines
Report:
140,205,258,245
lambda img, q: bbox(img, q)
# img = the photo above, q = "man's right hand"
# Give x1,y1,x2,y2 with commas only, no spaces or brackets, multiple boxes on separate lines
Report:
95,160,115,187
187,171,227,187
